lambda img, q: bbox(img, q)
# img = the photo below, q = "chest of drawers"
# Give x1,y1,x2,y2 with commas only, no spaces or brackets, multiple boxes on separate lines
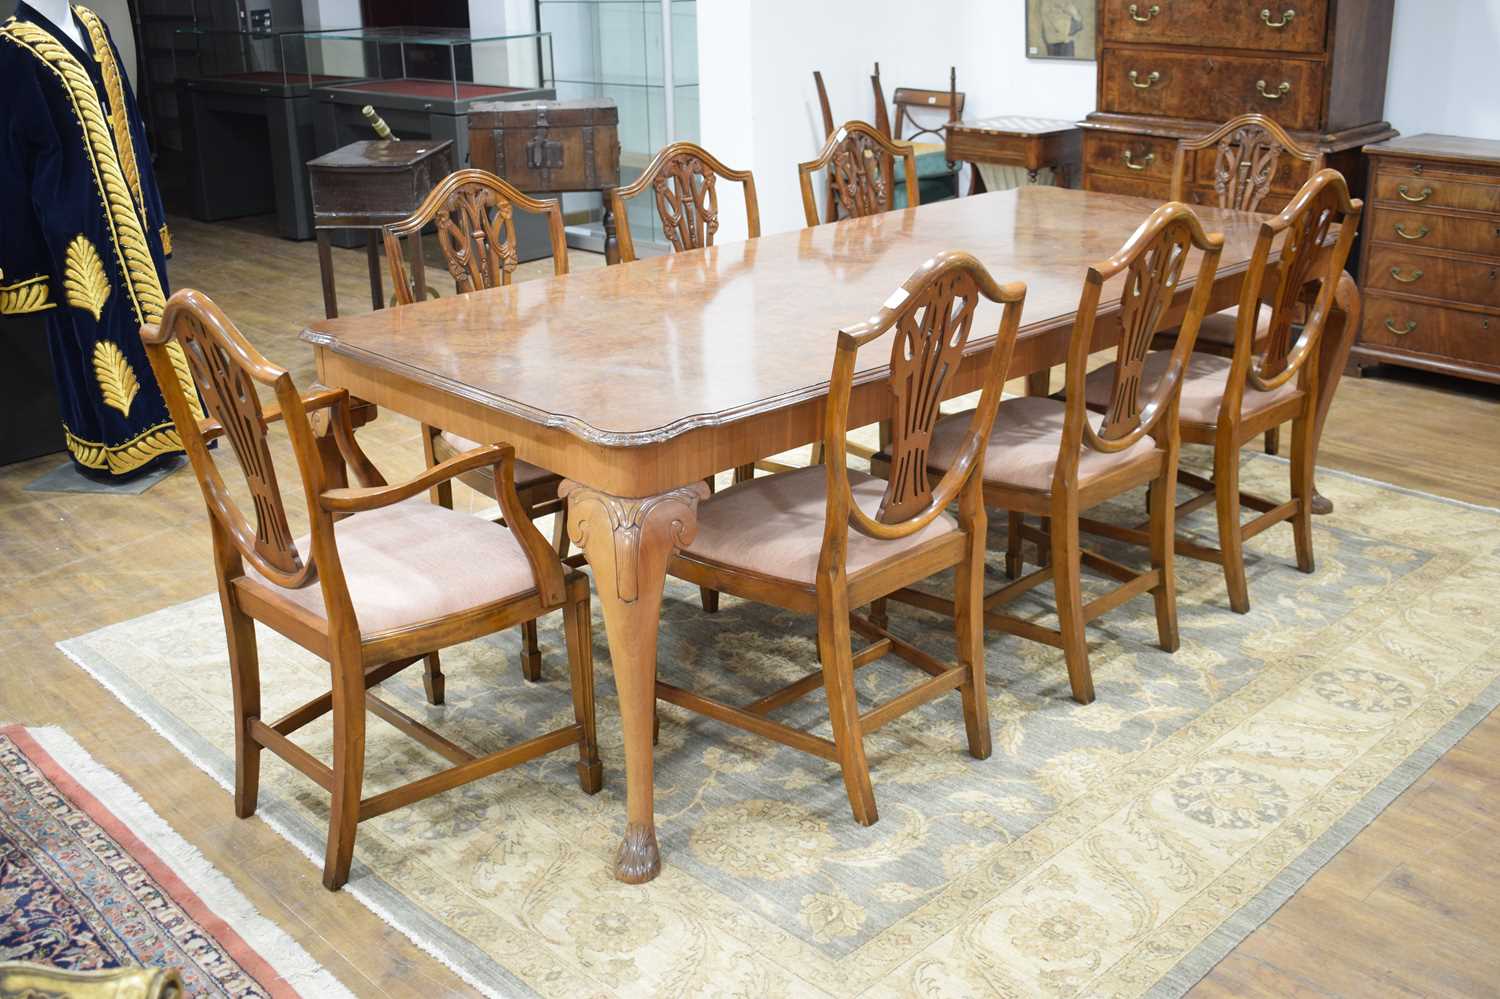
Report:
1353,135,1500,384
1081,0,1397,212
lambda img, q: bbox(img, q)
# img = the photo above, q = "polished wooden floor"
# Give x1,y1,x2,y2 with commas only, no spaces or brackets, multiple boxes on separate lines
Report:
0,214,1495,997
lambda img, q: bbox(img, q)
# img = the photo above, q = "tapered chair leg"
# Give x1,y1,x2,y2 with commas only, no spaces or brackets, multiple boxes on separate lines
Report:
223,597,261,819
562,576,603,794
816,583,877,825
868,597,889,630
1050,498,1094,704
1148,473,1180,652
701,476,721,613
421,426,454,509
323,650,367,891
1005,510,1024,579
551,500,569,557
954,511,992,759
1214,442,1251,614
422,651,445,705
1290,415,1316,573
519,620,543,681
1264,427,1281,456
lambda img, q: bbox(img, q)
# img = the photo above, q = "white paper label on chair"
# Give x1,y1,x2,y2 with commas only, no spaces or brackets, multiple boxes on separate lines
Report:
834,127,847,142
927,96,937,104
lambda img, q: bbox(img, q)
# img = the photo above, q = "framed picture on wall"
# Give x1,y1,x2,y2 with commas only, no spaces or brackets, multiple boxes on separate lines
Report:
1025,0,1096,61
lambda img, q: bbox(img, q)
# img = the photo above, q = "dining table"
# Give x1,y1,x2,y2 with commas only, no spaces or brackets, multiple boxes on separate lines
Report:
303,184,1361,884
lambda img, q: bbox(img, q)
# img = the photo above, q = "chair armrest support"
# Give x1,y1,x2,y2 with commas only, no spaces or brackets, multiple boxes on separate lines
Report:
320,444,508,513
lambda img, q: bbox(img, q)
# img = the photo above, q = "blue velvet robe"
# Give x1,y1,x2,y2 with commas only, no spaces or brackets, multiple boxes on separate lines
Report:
1,3,199,477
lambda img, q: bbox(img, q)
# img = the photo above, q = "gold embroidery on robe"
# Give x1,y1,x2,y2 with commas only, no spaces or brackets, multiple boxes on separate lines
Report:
63,234,110,319
160,224,172,255
74,6,144,218
92,339,139,416
65,422,182,474
0,19,204,420
0,275,54,314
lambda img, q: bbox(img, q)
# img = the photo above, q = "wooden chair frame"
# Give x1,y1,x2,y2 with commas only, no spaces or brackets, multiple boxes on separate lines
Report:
666,252,1026,823
1081,171,1362,614
606,141,760,264
141,289,601,890
891,203,1225,704
798,120,919,228
1168,114,1326,456
384,168,573,681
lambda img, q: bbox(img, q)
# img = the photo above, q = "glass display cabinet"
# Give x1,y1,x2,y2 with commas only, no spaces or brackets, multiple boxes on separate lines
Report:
174,25,352,240
303,28,557,168
537,0,698,251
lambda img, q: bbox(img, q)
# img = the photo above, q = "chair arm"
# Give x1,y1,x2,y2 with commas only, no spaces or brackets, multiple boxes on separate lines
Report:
198,385,346,442
320,444,509,513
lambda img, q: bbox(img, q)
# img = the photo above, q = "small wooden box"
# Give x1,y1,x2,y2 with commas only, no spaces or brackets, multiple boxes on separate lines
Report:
468,98,621,193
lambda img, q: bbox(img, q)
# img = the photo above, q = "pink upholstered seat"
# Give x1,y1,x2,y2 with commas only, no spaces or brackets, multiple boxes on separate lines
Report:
927,395,1159,494
1190,303,1271,349
435,430,558,487
1083,350,1302,428
678,465,958,585
244,500,538,638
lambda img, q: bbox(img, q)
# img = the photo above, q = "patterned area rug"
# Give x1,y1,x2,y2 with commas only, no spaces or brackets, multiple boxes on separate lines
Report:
56,455,1500,998
0,726,351,997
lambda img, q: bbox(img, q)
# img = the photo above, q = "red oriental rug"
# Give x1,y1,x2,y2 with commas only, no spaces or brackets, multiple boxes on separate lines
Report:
0,726,350,997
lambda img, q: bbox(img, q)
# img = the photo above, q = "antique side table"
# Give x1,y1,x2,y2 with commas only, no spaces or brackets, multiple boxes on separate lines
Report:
946,115,1083,191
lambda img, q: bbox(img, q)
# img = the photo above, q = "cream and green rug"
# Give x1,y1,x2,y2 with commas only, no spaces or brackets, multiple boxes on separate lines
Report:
58,454,1500,998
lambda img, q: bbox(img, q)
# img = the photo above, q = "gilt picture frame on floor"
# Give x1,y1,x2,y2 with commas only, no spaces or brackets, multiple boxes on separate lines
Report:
1025,0,1096,61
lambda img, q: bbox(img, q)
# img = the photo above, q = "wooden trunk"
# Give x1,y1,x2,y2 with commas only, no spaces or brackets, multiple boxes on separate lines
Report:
1082,0,1398,213
468,98,621,194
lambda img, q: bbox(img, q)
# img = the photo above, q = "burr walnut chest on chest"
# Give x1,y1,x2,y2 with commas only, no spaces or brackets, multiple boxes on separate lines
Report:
1082,0,1397,212
1353,134,1500,384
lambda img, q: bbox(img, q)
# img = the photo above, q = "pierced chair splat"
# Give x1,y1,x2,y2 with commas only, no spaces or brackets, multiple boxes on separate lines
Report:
140,289,601,891
798,120,920,228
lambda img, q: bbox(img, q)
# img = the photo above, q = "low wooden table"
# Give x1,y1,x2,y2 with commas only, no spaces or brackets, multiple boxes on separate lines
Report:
946,115,1083,190
306,139,455,319
305,187,1360,884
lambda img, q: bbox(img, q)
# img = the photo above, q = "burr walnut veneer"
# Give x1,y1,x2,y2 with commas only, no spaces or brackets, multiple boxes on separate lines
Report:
304,186,1358,884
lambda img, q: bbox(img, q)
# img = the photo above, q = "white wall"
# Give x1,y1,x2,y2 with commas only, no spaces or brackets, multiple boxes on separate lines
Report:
700,0,1500,238
1384,0,1500,140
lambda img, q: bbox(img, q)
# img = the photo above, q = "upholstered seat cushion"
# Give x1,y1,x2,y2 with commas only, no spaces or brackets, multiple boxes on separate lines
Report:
927,395,1160,494
244,500,538,638
677,465,957,585
435,430,558,489
1083,349,1302,428
1191,303,1271,349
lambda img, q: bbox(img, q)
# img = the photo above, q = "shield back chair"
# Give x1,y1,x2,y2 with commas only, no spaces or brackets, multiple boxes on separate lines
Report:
1166,114,1325,455
1081,170,1362,614
897,203,1225,705
873,63,965,205
798,120,919,228
662,252,1026,825
384,167,571,683
140,288,601,891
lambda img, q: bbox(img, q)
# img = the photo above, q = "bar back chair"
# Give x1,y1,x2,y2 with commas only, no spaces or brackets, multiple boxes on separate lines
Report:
665,252,1026,824
901,203,1225,704
798,120,919,228
874,63,965,204
606,142,760,264
383,168,571,681
1082,170,1361,613
141,288,601,890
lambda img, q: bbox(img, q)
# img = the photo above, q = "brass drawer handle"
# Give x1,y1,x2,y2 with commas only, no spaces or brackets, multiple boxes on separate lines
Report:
1385,318,1417,336
1123,150,1155,171
1261,7,1296,28
1128,3,1160,22
1129,70,1161,89
1397,184,1433,203
1389,267,1424,284
1256,80,1292,100
1394,223,1431,241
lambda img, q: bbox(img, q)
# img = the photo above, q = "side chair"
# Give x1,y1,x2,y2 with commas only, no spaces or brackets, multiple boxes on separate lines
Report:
798,120,919,228
663,251,1026,824
606,141,760,264
1081,170,1362,613
141,288,601,890
896,203,1225,704
384,167,571,682
1167,114,1325,455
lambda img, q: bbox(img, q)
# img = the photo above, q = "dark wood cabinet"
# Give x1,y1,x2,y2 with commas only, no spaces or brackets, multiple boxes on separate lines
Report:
1353,135,1500,384
1082,0,1398,213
